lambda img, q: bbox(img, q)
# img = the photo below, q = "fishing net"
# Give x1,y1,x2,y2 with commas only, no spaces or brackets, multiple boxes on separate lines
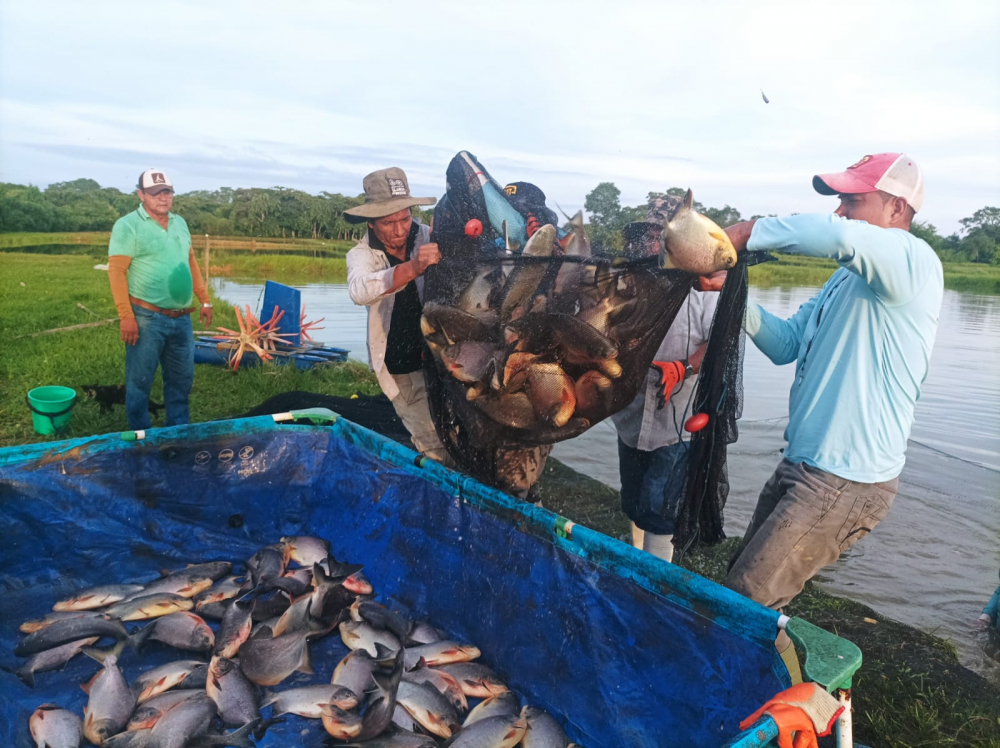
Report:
422,151,770,545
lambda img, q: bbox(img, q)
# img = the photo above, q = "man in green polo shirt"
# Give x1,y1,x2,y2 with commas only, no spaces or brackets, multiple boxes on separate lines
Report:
107,169,212,430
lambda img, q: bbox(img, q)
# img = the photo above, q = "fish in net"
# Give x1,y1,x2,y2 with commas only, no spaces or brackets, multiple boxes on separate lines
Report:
422,151,769,548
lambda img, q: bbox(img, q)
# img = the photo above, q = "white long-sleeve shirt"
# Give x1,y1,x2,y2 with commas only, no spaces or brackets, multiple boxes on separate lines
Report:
346,221,431,400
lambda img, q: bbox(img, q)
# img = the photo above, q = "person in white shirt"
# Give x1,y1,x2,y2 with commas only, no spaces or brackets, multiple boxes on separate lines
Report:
345,167,448,462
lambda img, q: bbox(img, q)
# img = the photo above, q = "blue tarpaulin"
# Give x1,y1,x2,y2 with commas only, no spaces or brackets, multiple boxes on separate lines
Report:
0,413,792,746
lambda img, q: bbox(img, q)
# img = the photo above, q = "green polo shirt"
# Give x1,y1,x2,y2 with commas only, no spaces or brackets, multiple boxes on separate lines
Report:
108,205,193,309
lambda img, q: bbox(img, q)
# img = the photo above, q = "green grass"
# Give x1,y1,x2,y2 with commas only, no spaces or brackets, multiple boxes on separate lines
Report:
0,231,112,248
751,252,1000,294
3,251,999,747
0,252,375,448
208,253,347,284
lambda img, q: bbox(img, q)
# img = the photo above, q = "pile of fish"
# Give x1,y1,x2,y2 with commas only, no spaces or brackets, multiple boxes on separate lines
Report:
15,536,577,748
422,195,737,441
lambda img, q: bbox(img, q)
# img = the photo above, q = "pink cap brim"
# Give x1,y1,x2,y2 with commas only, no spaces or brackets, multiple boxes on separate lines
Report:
813,171,877,197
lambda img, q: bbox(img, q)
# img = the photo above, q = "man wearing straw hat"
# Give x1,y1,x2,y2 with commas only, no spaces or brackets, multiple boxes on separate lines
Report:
345,167,448,463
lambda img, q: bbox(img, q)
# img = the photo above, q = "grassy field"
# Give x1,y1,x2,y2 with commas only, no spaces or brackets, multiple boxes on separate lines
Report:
751,252,1000,294
7,231,1000,293
2,251,999,747
0,253,378,447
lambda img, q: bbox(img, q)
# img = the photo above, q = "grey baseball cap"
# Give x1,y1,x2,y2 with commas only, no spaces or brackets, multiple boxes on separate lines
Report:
343,167,437,221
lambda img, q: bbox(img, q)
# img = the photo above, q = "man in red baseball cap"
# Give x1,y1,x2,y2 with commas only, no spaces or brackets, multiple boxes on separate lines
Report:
720,153,942,681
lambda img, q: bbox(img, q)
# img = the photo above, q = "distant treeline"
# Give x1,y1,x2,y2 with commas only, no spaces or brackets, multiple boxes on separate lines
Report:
0,178,432,242
1,178,997,264
583,182,1000,266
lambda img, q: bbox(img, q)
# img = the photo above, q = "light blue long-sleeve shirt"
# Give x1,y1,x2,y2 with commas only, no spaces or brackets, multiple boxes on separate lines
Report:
746,214,943,483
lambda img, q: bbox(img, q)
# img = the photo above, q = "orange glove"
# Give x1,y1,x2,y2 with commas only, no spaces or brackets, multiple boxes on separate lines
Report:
650,360,686,410
740,683,844,748
526,212,542,238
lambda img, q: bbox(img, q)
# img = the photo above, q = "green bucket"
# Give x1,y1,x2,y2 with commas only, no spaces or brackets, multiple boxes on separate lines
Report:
26,386,77,435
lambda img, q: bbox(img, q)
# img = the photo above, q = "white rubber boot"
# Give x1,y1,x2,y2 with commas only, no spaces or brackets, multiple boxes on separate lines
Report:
643,532,675,563
630,522,645,550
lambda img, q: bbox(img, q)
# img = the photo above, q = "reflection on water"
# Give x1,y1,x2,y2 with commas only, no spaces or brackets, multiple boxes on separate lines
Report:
213,278,1000,679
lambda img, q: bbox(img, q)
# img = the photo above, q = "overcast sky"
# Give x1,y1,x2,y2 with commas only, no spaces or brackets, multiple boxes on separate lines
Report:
1,0,998,233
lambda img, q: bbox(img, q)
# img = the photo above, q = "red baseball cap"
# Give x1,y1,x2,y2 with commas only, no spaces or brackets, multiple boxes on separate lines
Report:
813,153,924,213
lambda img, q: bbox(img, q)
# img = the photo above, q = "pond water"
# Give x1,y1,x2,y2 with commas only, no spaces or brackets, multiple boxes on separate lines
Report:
213,277,1000,680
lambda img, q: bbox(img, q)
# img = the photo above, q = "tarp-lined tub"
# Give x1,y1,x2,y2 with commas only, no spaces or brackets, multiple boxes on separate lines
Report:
0,410,860,747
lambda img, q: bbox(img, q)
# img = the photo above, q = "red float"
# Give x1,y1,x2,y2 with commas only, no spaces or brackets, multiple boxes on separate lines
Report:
464,219,483,237
684,412,710,433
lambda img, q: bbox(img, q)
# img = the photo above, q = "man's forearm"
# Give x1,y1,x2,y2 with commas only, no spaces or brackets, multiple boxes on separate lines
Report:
108,255,134,320
387,259,421,295
188,249,210,305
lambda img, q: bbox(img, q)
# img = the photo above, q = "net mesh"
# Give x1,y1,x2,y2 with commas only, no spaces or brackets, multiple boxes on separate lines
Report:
423,151,770,542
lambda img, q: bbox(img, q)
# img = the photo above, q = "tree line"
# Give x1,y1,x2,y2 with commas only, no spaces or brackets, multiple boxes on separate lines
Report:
0,177,997,264
584,182,1000,266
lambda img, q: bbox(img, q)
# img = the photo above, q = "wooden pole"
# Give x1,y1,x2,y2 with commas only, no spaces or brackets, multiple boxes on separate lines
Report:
251,237,257,254
204,235,211,284
18,319,118,339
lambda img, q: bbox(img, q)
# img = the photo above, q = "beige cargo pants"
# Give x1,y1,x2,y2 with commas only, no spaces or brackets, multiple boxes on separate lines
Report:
726,458,898,609
390,371,450,465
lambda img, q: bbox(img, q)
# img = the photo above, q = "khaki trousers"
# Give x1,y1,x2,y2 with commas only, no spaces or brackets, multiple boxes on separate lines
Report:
726,458,898,609
390,371,449,464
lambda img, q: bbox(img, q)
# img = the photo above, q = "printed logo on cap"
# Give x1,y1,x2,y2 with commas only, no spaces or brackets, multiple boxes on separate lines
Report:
504,184,518,196
387,178,407,197
848,155,872,170
151,172,166,184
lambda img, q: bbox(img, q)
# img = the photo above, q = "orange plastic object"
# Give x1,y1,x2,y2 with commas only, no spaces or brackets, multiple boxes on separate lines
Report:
685,413,710,433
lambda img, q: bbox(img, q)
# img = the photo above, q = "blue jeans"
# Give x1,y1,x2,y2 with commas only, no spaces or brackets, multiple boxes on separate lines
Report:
125,306,194,430
618,438,689,535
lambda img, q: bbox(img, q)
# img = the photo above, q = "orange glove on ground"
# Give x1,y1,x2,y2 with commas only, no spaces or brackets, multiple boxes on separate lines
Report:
650,360,685,410
739,683,844,748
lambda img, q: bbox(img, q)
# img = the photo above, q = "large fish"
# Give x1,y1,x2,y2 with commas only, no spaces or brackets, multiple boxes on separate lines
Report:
403,641,480,670
126,690,205,731
279,535,330,567
550,211,589,311
30,704,83,748
193,576,247,611
131,611,214,653
524,363,577,427
214,597,254,658
422,303,498,345
126,563,230,601
351,599,413,642
20,609,104,634
238,627,314,686
435,663,508,699
477,392,537,430
441,713,527,748
149,691,257,748
500,224,557,321
395,680,461,738
462,692,520,728
340,620,401,658
261,683,358,718
131,659,205,703
15,616,128,657
521,705,573,747
82,654,136,745
659,189,737,274
352,649,405,742
441,342,500,384
407,620,447,645
321,704,363,741
402,665,467,713
53,584,146,612
246,546,286,589
103,593,193,622
331,646,393,700
457,265,500,316
15,636,98,688
573,370,614,422
206,655,260,726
